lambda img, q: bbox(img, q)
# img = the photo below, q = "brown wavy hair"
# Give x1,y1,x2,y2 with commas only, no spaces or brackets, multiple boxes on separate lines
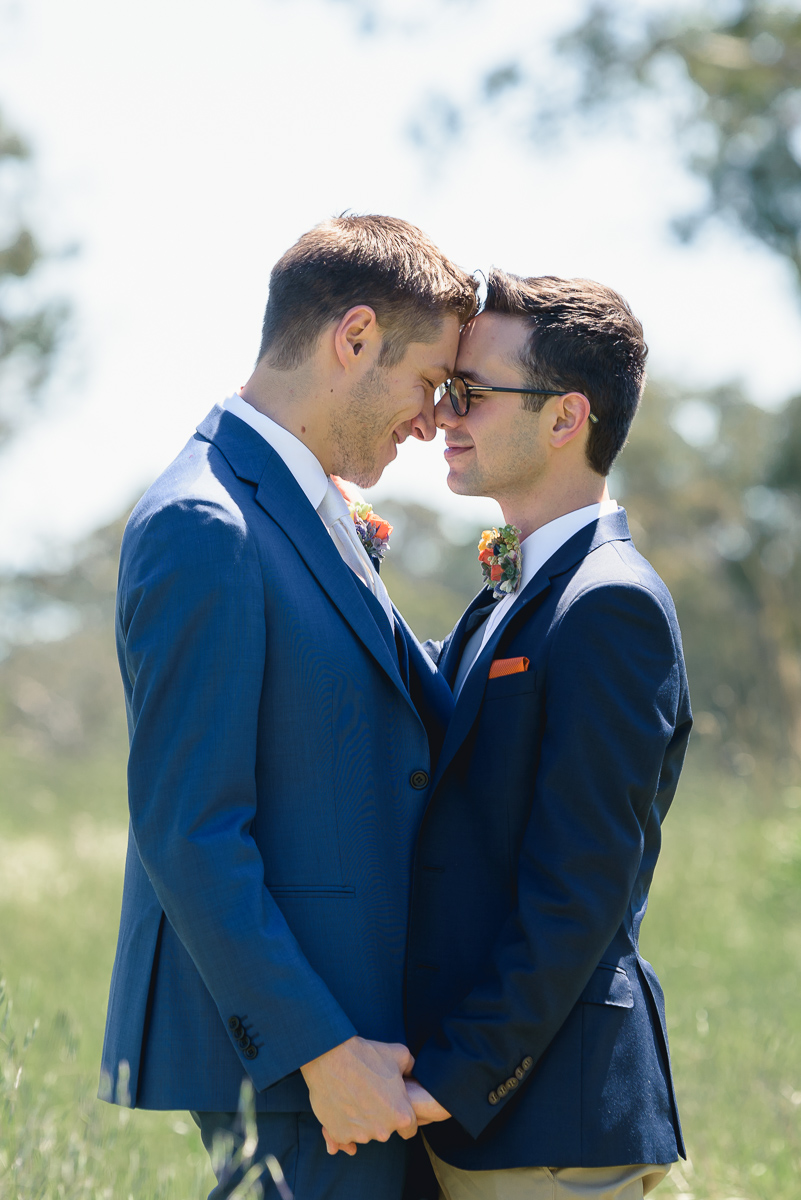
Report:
258,214,478,370
484,269,647,476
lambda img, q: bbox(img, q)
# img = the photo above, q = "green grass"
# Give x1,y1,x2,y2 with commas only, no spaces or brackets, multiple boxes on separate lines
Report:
1,746,800,1198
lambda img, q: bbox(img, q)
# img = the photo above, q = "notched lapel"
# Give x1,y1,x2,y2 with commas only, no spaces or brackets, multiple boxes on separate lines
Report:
253,468,412,704
197,407,411,707
434,573,552,787
439,593,498,688
431,508,635,791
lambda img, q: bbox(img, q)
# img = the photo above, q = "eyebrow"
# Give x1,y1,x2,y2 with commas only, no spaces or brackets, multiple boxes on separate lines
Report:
458,368,492,386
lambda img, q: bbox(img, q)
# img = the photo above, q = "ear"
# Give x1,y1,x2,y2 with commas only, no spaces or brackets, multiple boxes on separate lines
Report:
333,305,380,370
549,392,593,449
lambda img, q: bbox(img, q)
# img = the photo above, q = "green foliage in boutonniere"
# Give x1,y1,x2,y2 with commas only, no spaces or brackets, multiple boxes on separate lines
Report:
478,524,522,599
348,500,393,562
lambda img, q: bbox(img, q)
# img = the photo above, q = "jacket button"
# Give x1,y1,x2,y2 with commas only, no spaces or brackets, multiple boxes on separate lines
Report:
232,1024,245,1039
515,1066,525,1081
497,1082,507,1098
522,1056,533,1071
228,1016,241,1030
507,1076,518,1089
488,1090,499,1105
244,1045,258,1060
410,770,429,790
238,1035,251,1049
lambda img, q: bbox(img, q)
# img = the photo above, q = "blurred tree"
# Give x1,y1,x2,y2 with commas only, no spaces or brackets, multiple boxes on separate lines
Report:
617,381,801,781
549,0,801,283
0,106,68,449
426,0,801,292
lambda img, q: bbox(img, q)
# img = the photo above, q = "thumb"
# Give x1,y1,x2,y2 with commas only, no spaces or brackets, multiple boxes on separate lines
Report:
386,1042,415,1075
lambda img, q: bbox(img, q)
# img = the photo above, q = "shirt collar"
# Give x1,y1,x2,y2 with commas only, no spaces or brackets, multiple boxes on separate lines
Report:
222,392,329,510
517,500,620,593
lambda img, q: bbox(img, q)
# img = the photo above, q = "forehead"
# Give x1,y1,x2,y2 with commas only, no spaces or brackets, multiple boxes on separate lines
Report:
403,313,461,370
456,312,530,377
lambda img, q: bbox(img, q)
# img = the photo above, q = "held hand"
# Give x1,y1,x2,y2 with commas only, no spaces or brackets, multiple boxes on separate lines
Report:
405,1078,451,1126
302,1037,417,1150
320,1074,451,1155
322,1126,357,1156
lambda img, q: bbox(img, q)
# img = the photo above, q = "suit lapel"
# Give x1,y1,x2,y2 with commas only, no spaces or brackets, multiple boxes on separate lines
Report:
433,574,552,787
432,510,634,788
197,407,412,707
394,605,455,768
439,592,499,688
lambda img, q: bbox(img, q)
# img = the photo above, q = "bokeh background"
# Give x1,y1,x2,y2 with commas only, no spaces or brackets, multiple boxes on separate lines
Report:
1,1,801,1196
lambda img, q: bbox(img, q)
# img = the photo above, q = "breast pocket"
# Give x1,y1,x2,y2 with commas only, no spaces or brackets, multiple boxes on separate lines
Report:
483,669,539,700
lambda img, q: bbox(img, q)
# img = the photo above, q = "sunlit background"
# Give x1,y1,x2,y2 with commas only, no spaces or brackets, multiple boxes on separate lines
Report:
2,1,801,1196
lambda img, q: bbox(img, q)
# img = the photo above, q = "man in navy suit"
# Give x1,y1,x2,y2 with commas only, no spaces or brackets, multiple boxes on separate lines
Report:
401,271,692,1199
99,215,476,1199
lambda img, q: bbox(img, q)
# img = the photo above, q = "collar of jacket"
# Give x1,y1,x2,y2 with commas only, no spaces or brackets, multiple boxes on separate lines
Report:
433,509,632,789
196,406,417,714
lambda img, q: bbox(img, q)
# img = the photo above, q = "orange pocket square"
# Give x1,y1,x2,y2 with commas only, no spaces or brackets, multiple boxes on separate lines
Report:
488,656,530,679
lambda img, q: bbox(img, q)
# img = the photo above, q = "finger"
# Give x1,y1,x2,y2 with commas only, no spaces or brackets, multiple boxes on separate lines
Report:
322,1128,339,1156
406,1081,451,1123
387,1042,415,1075
322,1128,358,1156
395,1110,419,1141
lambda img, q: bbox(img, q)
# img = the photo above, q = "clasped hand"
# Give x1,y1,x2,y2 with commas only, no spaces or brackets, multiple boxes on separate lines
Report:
300,1036,451,1157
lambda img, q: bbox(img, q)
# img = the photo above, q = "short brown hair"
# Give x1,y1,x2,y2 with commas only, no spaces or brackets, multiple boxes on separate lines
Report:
258,214,477,369
484,269,648,476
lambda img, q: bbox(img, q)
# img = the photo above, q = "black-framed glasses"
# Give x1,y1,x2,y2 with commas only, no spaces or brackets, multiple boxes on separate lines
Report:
440,375,600,423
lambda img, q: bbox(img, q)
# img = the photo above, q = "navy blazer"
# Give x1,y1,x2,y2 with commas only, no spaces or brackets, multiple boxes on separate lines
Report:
99,407,453,1112
407,511,692,1170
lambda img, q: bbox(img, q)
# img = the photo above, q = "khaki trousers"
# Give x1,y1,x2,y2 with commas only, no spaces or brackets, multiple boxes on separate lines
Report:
425,1143,669,1200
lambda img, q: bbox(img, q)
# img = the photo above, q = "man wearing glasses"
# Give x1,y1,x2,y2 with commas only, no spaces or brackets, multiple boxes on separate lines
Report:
402,271,692,1199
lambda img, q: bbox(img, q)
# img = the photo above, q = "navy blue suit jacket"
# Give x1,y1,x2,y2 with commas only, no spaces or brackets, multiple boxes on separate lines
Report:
99,406,453,1112
407,511,692,1169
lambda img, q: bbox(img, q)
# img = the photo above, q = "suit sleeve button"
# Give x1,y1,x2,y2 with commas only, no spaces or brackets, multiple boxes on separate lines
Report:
497,1083,507,1098
515,1066,525,1081
507,1076,518,1089
228,1016,241,1030
522,1056,533,1071
244,1045,258,1060
238,1035,251,1049
488,1090,499,1105
410,770,429,790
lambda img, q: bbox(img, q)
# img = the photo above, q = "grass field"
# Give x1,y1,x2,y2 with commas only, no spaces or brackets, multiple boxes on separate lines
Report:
1,744,800,1199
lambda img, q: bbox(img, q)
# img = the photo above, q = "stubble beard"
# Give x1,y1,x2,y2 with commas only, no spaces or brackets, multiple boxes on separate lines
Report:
328,364,392,488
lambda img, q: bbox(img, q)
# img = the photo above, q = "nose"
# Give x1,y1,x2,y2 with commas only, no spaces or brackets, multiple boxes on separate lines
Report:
435,393,459,430
410,390,437,442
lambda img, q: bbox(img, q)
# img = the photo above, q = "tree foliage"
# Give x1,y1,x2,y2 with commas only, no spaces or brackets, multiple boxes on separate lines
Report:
0,107,68,448
463,0,801,290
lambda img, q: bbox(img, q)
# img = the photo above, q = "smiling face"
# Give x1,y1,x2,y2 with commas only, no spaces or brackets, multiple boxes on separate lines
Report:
330,314,461,487
436,311,550,501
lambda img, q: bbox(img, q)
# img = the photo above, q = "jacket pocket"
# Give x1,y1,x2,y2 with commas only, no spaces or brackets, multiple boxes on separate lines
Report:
579,963,634,1008
266,884,355,898
483,670,539,698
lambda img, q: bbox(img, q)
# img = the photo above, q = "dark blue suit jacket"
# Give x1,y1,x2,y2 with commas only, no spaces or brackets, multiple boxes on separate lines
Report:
407,511,691,1169
99,406,453,1112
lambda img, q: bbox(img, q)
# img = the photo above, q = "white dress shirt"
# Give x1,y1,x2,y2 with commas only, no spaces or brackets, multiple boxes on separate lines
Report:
454,500,620,697
223,392,328,509
222,393,394,626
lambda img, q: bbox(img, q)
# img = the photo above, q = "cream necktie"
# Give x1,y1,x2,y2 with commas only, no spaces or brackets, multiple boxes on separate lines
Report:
317,480,394,629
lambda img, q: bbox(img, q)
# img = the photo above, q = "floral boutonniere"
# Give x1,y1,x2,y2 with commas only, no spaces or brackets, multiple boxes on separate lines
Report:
478,525,522,599
348,500,393,562
331,476,393,562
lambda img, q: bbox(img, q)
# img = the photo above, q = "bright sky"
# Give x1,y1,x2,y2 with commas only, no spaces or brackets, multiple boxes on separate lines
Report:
2,0,801,570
